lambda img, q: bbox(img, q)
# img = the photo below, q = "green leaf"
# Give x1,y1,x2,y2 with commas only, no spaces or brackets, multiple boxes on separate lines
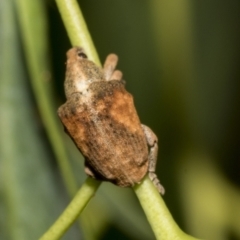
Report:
0,0,79,239
15,0,78,197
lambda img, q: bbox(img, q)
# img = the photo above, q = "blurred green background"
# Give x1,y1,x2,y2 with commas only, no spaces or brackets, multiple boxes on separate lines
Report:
0,0,240,239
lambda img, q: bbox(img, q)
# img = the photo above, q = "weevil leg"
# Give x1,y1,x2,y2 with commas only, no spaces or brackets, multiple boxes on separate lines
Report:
84,158,96,178
141,124,165,195
103,54,119,80
84,158,105,181
110,70,123,80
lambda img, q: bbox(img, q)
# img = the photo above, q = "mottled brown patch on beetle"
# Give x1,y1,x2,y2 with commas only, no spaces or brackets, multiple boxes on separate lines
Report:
90,80,141,132
58,80,149,187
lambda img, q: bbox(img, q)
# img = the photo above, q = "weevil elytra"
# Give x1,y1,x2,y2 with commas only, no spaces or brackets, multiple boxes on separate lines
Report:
58,47,164,194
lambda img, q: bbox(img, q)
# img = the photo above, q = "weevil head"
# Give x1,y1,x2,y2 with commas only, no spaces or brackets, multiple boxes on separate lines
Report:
64,47,104,99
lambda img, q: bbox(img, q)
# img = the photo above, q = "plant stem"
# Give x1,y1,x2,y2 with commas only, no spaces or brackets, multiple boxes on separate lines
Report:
134,176,200,240
39,177,101,240
55,0,101,65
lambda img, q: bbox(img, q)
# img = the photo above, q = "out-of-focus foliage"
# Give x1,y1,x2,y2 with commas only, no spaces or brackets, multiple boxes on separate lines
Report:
0,0,240,239
0,1,78,239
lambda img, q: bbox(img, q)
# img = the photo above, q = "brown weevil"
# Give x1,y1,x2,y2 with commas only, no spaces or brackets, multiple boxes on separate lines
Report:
58,47,164,194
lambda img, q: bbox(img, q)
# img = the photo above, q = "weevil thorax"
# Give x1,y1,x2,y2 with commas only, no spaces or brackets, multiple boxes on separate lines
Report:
64,47,104,100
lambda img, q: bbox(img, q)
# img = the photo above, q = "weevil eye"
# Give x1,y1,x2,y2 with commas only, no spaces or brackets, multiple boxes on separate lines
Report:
77,50,87,59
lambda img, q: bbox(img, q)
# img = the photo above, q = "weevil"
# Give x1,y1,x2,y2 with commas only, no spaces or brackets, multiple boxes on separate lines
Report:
58,47,164,194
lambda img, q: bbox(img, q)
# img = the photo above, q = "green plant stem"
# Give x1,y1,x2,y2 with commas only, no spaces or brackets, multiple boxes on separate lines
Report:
39,177,101,240
55,0,101,65
134,176,200,240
